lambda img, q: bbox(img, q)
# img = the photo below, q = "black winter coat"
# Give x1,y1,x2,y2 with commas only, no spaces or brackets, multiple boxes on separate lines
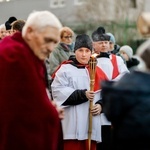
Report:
101,70,150,150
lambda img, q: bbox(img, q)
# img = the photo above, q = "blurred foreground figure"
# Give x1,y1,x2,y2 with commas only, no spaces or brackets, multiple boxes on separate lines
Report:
0,10,64,150
101,39,150,150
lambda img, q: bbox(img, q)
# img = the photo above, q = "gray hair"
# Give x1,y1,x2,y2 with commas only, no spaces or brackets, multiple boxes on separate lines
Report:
22,10,62,35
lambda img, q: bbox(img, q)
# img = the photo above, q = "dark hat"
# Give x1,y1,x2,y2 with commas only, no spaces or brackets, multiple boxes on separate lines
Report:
5,16,17,30
92,32,110,42
74,34,93,52
5,21,11,30
92,26,105,41
97,26,105,34
8,16,17,24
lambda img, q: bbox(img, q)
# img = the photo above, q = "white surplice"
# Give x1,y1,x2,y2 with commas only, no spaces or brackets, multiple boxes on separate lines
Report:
51,63,102,142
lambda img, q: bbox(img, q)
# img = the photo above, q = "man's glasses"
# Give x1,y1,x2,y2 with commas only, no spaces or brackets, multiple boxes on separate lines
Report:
63,36,73,39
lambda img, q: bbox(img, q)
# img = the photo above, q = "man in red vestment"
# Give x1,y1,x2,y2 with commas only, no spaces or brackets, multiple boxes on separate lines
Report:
0,11,64,150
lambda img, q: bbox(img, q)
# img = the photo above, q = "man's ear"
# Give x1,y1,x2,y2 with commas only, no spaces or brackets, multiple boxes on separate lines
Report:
25,27,34,40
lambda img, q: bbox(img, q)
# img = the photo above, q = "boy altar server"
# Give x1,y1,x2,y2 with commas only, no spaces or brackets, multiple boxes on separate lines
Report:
51,34,108,150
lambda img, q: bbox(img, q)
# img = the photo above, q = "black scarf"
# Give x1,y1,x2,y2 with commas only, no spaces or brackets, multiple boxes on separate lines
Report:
97,52,110,58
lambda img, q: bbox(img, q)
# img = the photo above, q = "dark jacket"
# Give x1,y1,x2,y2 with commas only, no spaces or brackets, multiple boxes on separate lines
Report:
101,70,150,150
126,57,140,69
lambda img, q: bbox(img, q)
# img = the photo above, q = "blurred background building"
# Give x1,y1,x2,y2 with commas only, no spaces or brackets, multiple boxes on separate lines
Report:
0,0,150,50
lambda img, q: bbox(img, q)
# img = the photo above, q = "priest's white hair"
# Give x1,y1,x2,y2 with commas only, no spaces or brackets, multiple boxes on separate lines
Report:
22,10,62,35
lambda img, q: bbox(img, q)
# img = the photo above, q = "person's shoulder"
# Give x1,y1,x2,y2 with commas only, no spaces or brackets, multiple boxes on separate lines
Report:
0,36,21,54
101,73,131,92
0,33,29,62
58,63,73,71
53,63,73,79
55,43,64,51
50,44,62,56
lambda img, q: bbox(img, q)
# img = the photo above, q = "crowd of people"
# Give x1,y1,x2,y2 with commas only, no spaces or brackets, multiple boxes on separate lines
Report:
0,10,149,150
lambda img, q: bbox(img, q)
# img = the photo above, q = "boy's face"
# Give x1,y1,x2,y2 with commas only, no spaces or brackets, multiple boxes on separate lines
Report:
75,47,92,64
